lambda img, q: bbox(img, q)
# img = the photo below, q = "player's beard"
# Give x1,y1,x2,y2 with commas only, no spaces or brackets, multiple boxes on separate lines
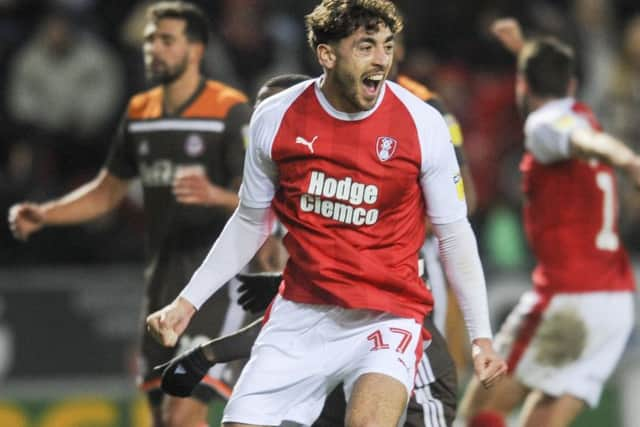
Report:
146,53,189,86
332,66,363,112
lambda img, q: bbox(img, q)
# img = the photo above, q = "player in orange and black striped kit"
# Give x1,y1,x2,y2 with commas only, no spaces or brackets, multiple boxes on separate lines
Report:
9,2,251,426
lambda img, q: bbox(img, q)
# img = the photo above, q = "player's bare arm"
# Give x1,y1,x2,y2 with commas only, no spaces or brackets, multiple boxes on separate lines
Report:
8,169,128,241
157,317,261,397
570,128,640,188
491,17,525,54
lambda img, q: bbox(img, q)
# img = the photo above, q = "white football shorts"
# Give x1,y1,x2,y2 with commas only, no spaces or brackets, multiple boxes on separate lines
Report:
495,290,634,407
222,294,423,425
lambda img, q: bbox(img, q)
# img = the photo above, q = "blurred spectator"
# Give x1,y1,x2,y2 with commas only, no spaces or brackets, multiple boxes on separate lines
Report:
7,7,123,139
572,0,616,106
205,0,303,94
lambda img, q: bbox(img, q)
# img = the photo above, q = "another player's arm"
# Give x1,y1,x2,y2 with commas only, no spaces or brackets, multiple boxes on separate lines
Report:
158,271,280,397
9,170,128,241
491,18,525,55
420,110,506,389
526,113,640,188
570,129,640,187
8,109,139,241
201,317,262,362
158,317,262,397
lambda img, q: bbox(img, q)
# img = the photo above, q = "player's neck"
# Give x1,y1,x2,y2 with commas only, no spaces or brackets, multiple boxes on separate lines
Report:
319,75,360,114
163,67,203,115
531,95,565,113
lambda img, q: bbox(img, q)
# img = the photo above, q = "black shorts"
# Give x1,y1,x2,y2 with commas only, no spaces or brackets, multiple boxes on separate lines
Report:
313,315,457,427
138,246,244,405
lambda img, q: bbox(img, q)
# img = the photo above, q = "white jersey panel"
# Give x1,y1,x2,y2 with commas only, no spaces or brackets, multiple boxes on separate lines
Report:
524,97,590,164
387,82,467,225
239,80,315,208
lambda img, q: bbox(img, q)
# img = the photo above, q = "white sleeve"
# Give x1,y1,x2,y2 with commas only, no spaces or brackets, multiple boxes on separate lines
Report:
419,109,467,224
180,203,273,309
525,113,589,164
432,219,493,341
238,99,280,208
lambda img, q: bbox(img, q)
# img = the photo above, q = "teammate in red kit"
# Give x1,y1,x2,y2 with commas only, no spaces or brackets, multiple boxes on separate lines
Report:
147,2,506,426
459,18,640,427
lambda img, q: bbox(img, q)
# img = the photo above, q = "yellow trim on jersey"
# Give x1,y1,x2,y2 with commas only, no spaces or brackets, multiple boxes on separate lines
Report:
445,114,464,147
552,114,576,131
454,173,466,201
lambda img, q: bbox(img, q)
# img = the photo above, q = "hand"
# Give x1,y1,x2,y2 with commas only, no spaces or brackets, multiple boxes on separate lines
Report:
155,345,213,397
8,203,45,241
236,272,282,313
471,338,507,389
491,17,525,54
146,297,196,347
172,169,237,208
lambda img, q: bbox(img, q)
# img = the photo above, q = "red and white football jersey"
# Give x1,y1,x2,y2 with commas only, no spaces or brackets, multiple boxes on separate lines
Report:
521,98,635,295
240,78,467,322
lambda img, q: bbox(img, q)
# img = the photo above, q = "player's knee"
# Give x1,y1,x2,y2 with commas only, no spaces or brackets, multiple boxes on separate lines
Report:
345,417,390,427
345,410,402,427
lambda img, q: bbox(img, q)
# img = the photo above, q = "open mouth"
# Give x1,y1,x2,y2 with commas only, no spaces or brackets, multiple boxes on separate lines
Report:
362,74,383,97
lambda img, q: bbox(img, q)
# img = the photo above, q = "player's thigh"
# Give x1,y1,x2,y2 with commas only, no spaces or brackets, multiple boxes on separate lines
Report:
342,315,423,427
346,372,408,427
504,291,633,408
519,391,585,427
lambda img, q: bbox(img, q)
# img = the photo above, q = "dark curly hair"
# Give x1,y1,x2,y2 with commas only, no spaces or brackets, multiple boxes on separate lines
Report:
518,37,575,98
306,0,403,50
147,1,210,46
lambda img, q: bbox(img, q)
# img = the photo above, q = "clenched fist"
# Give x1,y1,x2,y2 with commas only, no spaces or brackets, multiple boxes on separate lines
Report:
146,297,197,347
471,338,508,389
8,203,45,241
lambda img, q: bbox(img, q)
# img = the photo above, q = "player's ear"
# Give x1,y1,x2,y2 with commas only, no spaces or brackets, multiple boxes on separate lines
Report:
317,43,337,70
189,42,205,65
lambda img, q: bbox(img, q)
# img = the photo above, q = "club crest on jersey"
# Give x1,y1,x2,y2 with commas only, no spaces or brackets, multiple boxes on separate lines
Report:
138,140,149,156
185,133,204,157
376,136,397,162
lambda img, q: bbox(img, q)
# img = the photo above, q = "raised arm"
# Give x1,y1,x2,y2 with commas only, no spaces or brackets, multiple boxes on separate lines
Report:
571,128,640,187
491,17,525,55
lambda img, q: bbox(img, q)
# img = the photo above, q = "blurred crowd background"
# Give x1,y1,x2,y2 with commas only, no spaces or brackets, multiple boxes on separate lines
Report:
2,0,640,269
1,0,640,426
